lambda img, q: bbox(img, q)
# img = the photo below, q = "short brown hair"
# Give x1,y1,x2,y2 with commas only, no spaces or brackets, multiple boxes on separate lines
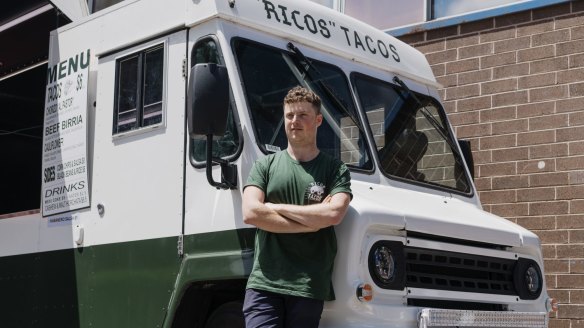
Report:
283,86,321,114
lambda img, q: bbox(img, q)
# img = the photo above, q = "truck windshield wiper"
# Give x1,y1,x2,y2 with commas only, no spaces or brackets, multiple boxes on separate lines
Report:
392,76,463,160
286,42,364,133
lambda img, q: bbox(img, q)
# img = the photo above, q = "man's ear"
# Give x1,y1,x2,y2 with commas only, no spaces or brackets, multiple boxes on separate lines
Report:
316,113,323,127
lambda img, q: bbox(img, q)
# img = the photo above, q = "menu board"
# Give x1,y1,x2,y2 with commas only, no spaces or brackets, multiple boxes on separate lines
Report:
41,50,91,217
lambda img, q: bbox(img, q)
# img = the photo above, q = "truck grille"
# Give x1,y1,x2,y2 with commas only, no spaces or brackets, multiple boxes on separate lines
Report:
405,247,517,295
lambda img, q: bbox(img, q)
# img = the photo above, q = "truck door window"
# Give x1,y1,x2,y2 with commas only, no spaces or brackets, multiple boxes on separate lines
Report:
190,38,241,164
113,44,164,134
233,39,371,170
353,74,471,194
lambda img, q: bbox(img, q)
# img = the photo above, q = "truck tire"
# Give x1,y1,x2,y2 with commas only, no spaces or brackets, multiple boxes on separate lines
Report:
204,301,245,328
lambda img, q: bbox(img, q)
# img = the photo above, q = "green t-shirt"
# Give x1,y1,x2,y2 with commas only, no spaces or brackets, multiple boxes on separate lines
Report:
244,150,352,301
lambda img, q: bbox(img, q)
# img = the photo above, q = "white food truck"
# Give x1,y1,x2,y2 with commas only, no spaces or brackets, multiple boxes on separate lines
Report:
0,0,556,327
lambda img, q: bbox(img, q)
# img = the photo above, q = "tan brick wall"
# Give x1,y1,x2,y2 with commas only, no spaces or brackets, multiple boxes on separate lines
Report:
398,2,584,326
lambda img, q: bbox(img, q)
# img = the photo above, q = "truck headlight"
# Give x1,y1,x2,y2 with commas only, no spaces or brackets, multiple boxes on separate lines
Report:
368,241,405,290
513,258,543,300
525,266,541,294
373,246,395,282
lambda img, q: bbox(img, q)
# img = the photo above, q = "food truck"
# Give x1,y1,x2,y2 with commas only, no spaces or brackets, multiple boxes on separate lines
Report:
0,0,555,326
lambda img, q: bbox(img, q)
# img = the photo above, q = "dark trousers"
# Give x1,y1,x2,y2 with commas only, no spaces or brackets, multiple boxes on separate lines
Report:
242,288,324,328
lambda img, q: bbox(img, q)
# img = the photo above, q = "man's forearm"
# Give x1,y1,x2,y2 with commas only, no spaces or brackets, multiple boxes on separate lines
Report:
244,201,318,233
267,193,350,229
251,211,319,233
268,203,336,229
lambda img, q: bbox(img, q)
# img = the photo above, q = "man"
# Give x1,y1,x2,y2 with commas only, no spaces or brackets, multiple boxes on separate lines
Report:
242,86,352,328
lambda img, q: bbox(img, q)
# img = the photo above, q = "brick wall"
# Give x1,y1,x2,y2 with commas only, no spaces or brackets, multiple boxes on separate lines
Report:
397,2,584,327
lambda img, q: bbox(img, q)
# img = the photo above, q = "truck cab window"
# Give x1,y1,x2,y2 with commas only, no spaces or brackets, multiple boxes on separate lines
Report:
353,74,471,193
190,38,240,164
233,40,371,170
113,44,164,134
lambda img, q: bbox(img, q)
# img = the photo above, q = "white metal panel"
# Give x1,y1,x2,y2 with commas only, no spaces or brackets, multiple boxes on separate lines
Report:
0,213,41,257
37,211,90,252
407,238,518,259
73,30,186,247
365,182,524,246
408,288,523,305
56,0,185,58
49,0,89,22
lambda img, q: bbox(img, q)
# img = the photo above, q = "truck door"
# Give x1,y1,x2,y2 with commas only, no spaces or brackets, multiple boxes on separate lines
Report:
182,28,251,255
89,30,187,247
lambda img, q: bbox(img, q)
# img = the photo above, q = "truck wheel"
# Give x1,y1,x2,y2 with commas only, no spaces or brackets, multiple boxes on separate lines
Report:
204,301,245,328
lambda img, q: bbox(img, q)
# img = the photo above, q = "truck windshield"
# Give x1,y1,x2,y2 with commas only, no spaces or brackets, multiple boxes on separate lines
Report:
233,39,372,170
353,74,471,193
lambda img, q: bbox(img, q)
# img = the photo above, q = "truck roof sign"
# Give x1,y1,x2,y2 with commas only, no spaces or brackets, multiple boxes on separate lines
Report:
188,0,436,86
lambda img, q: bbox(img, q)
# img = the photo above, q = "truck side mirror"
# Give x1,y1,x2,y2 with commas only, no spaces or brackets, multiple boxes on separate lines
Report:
188,63,230,137
187,63,237,190
457,139,475,180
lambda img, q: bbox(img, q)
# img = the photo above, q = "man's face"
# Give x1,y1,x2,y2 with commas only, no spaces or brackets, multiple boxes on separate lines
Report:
283,101,322,147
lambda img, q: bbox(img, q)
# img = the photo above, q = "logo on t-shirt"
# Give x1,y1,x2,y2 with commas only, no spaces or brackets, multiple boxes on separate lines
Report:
306,182,326,203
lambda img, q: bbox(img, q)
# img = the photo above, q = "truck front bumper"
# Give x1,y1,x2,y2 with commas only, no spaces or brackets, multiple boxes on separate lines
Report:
418,308,548,327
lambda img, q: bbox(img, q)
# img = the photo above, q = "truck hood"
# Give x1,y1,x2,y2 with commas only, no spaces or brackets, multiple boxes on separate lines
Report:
350,181,539,248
